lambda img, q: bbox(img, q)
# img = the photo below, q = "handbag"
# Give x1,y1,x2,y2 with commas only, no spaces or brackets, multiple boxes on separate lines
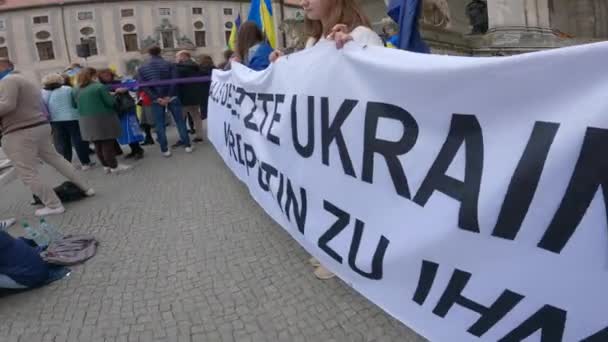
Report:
114,92,136,116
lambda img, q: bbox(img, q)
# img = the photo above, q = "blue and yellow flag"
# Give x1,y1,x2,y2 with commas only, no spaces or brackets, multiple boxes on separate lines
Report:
247,0,276,48
228,14,242,50
387,0,429,52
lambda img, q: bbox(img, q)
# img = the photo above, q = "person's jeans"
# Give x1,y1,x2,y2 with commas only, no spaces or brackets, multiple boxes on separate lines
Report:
50,120,91,165
0,274,27,289
152,100,191,153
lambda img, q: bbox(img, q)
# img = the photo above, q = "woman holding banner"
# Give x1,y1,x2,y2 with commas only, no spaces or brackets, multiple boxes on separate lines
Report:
234,21,273,71
270,0,383,280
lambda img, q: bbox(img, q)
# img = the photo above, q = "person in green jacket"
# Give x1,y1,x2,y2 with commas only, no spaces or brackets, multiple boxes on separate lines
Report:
73,68,130,174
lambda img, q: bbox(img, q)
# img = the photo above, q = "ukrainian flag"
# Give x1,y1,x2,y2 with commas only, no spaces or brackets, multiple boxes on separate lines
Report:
228,14,242,50
247,0,277,48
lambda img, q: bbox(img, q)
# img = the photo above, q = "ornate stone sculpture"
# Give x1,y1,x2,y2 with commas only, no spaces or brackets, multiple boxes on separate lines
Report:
466,0,489,34
422,0,451,29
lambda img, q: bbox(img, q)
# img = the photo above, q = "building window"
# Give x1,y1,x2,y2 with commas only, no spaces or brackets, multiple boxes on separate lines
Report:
224,22,233,29
123,33,138,52
195,31,206,47
78,11,94,21
159,8,171,16
194,21,204,30
0,37,5,45
192,8,203,15
0,20,5,31
0,47,7,58
161,31,175,49
33,16,49,24
81,37,98,56
223,8,233,16
225,31,231,45
121,9,134,17
36,41,55,61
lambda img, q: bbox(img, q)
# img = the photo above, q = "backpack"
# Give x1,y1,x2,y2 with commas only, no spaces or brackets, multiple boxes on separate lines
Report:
31,181,86,205
114,92,136,116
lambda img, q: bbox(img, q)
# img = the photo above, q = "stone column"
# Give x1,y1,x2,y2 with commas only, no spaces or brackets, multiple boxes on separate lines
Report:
483,0,566,50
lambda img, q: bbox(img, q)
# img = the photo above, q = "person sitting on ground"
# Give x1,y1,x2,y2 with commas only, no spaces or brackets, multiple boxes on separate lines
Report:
0,230,49,289
233,21,273,71
175,50,205,143
41,73,95,170
0,57,95,217
73,67,131,174
269,0,383,281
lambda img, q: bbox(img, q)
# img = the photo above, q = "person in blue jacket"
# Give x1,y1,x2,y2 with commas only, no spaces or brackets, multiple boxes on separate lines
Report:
234,21,273,71
0,231,49,289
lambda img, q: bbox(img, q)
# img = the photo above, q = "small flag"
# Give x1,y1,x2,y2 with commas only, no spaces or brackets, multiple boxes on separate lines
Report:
248,0,277,48
228,14,242,50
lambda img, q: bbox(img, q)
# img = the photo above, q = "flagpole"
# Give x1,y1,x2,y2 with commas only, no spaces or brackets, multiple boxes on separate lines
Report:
279,0,287,47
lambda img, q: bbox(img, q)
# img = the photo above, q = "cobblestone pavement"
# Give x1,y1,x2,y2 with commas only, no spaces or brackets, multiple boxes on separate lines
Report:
0,133,426,342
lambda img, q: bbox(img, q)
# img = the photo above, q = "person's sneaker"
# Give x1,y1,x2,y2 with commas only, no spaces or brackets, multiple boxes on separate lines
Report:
142,139,155,146
313,265,336,280
163,151,172,158
80,163,95,171
103,167,111,174
134,151,144,160
124,152,136,159
85,188,96,197
0,218,16,231
193,138,204,143
185,146,193,153
110,164,132,174
172,141,184,148
35,206,66,217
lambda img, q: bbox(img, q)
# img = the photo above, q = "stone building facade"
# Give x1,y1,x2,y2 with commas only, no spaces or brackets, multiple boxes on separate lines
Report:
0,0,297,82
1,0,607,82
281,0,608,56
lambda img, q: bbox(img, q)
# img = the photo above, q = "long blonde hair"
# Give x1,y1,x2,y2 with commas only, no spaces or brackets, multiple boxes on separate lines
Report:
304,0,371,42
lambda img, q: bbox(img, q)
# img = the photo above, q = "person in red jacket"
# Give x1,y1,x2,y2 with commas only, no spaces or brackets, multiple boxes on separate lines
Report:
137,90,155,145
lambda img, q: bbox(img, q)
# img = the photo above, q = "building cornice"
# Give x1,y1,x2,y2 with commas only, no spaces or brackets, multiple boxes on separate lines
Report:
0,0,291,13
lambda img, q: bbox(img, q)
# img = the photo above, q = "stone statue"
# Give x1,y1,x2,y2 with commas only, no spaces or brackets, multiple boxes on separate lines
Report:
141,36,158,51
422,0,451,29
466,0,489,34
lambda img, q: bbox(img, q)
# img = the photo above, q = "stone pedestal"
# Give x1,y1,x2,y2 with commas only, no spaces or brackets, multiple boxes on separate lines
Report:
482,0,569,51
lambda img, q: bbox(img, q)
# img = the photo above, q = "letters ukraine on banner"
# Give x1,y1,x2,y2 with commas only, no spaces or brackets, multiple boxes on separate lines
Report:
207,41,608,342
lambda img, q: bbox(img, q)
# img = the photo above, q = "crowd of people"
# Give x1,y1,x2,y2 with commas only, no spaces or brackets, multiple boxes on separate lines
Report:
1,0,388,288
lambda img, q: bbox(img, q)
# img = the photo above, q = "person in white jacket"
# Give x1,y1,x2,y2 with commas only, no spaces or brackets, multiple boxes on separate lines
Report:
270,0,384,280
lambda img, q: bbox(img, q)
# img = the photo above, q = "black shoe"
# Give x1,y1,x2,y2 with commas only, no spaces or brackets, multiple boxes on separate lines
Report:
188,129,196,135
142,140,155,146
172,141,184,148
124,152,136,159
134,151,144,160
193,138,204,143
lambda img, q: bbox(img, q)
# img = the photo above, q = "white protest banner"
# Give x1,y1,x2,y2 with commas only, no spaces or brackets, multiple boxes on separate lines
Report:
207,41,608,342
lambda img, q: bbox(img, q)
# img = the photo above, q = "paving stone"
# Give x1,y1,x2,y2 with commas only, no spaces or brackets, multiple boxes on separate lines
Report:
0,131,425,342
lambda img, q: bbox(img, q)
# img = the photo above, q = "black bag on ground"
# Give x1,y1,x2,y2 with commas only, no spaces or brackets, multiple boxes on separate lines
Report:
31,182,86,205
